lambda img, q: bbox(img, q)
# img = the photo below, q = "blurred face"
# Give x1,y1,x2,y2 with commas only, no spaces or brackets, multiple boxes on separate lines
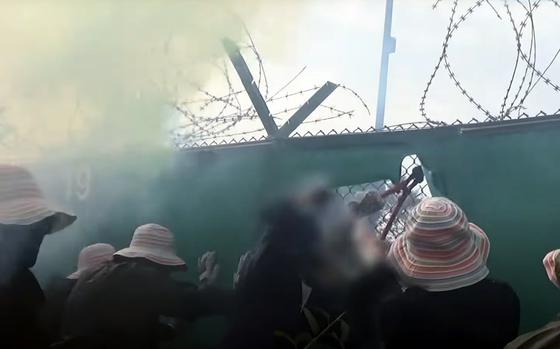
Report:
353,218,387,265
0,217,53,270
295,187,389,289
306,196,389,288
304,195,361,286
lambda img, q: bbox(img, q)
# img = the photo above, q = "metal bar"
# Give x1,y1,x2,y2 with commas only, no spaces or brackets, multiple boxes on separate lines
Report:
276,82,338,138
222,38,278,136
375,0,396,130
181,115,560,152
460,117,560,135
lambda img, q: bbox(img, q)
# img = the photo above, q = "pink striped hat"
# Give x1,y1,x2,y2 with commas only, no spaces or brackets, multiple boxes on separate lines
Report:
389,197,490,292
0,164,76,233
115,223,186,268
543,249,560,289
67,243,115,279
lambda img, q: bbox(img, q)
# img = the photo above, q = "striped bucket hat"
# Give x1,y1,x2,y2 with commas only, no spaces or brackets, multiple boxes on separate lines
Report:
114,223,186,268
67,243,115,279
543,249,560,289
389,197,490,292
0,164,76,233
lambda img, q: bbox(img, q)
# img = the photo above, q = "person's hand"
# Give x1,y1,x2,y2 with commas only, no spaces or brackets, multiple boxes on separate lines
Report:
354,191,385,216
233,251,251,289
198,251,220,288
354,225,390,268
372,237,390,257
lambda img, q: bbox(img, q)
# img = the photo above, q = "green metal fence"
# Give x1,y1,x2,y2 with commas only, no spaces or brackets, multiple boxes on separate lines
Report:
31,112,560,347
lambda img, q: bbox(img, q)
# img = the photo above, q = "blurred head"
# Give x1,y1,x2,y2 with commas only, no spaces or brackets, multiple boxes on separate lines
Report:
259,197,321,270
262,186,383,288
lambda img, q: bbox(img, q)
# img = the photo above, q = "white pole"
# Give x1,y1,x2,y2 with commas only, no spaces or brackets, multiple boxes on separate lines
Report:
375,0,396,130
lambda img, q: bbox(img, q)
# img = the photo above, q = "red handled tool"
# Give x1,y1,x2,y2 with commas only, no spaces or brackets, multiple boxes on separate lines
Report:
380,166,424,240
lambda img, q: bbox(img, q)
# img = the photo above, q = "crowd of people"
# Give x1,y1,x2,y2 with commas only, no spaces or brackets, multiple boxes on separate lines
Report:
0,163,559,349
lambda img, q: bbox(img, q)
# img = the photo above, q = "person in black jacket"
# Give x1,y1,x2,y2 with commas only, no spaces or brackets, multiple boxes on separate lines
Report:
380,197,520,349
223,187,388,349
224,199,317,349
41,243,115,344
62,223,232,349
0,164,77,349
505,249,560,349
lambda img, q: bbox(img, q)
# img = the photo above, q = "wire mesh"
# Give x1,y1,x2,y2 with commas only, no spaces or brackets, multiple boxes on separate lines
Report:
335,154,432,241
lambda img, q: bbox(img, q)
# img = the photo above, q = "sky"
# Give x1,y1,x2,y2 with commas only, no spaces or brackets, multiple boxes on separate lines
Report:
0,0,559,158
214,0,560,137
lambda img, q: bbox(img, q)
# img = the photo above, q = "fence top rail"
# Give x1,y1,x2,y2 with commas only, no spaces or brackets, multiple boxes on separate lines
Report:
178,113,560,152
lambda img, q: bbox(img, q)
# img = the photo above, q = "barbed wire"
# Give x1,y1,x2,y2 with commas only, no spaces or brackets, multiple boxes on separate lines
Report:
178,109,356,144
268,66,308,100
444,1,497,120
509,0,539,116
422,0,560,122
423,0,496,121
499,0,560,115
173,31,371,147
267,86,320,103
176,1,560,146
243,24,270,99
502,0,532,117
420,0,459,125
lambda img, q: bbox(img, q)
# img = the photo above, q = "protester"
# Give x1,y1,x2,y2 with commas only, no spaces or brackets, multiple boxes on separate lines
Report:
62,223,232,349
505,249,560,349
0,164,76,349
42,243,115,344
377,197,520,349
223,197,318,349
223,187,387,349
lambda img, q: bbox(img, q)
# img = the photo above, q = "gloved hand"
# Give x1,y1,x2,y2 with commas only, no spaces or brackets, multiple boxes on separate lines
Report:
353,191,386,216
198,251,220,288
233,251,252,289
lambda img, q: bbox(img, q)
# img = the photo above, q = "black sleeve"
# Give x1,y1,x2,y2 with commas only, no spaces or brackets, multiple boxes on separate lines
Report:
346,263,401,349
155,279,235,321
39,279,74,343
179,287,236,321
498,282,521,345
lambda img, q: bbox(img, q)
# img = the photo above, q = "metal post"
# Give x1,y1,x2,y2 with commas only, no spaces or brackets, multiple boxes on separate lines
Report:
375,0,396,130
222,38,279,137
276,82,338,138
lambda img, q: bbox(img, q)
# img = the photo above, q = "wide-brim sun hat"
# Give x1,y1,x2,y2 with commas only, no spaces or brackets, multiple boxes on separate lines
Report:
67,243,116,279
0,164,76,233
543,249,560,289
115,223,186,268
389,197,490,292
